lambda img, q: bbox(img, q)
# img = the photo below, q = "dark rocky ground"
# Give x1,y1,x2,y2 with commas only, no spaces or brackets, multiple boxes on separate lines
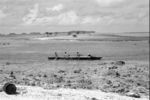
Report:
0,61,149,98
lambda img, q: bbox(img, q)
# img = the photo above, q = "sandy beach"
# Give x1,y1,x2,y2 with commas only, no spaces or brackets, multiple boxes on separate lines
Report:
0,85,149,100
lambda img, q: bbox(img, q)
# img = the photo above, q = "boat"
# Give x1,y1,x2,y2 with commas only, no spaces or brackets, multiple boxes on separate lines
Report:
48,56,102,60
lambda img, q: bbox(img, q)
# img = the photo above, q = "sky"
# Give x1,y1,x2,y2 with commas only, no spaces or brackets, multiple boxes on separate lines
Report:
0,0,149,34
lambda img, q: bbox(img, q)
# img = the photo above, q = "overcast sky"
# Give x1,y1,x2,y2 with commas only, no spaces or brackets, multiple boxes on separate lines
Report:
0,0,149,34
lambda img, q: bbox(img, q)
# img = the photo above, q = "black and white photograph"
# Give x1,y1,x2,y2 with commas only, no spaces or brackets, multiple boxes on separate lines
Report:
0,0,149,100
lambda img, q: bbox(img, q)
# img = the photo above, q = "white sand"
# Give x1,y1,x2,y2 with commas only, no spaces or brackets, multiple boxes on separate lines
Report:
0,85,149,100
34,36,77,40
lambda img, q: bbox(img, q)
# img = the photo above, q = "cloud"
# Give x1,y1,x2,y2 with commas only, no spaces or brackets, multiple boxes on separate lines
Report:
57,11,79,25
0,10,6,20
31,17,54,25
81,16,114,25
46,4,64,12
22,10,80,25
81,16,100,24
22,4,39,25
22,9,101,26
7,0,148,33
22,0,149,27
95,0,124,6
22,9,114,26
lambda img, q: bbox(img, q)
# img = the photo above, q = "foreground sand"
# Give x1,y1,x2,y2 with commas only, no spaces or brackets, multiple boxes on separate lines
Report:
0,85,149,100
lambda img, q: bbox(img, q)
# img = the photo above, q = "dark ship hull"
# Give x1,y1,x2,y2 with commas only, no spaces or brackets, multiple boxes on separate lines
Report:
48,56,102,60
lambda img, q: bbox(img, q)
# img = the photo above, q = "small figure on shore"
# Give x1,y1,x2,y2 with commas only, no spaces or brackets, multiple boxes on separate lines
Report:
9,71,16,79
64,52,70,58
68,54,70,57
76,52,81,57
88,54,93,58
64,52,67,57
54,52,58,59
